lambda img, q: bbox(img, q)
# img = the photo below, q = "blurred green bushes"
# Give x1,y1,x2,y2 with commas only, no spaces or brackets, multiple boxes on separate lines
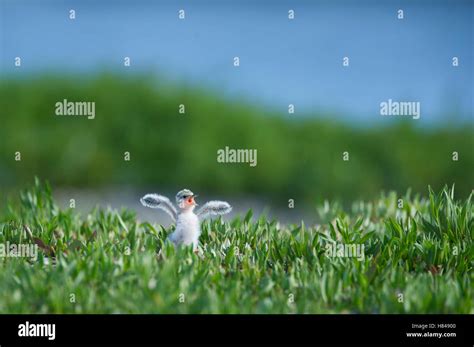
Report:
0,73,472,204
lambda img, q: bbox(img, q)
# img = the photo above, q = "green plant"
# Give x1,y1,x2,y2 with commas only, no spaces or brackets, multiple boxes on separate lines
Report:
0,180,472,313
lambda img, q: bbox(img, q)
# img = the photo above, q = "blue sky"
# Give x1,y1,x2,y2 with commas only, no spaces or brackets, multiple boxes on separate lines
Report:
1,0,472,124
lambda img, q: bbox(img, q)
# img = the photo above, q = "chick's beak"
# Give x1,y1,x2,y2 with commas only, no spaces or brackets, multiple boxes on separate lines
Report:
188,195,198,206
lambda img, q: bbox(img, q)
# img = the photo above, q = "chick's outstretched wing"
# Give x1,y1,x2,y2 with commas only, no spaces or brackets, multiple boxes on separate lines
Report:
196,201,232,220
140,194,177,222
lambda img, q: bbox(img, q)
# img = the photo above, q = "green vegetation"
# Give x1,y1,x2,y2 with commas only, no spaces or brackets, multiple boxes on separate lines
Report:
0,179,471,313
0,74,472,204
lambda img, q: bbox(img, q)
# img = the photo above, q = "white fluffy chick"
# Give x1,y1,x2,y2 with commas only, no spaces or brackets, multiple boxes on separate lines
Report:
140,189,232,251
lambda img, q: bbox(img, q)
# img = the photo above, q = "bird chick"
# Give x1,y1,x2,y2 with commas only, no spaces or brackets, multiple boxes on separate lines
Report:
140,189,232,252
170,189,200,249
